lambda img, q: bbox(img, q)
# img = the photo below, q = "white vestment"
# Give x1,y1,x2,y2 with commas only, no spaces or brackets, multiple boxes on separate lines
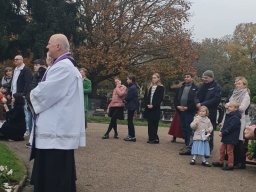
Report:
30,58,85,149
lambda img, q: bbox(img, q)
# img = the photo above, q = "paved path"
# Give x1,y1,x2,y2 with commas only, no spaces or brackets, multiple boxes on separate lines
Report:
3,123,256,192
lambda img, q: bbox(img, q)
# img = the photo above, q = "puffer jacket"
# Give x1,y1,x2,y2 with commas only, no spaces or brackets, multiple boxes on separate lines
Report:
108,85,127,108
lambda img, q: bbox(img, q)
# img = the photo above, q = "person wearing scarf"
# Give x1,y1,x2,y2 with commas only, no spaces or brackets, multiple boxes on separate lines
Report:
224,76,250,169
1,67,13,94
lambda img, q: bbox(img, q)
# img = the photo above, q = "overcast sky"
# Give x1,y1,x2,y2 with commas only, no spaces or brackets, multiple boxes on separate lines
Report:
186,0,256,42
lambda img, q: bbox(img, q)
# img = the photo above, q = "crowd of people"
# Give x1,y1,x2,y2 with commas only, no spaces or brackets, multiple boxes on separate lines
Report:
0,34,88,192
169,72,253,170
0,33,256,191
102,72,165,144
0,55,92,144
100,69,256,172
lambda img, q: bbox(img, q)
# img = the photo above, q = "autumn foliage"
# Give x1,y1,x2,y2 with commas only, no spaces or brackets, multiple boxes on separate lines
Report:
75,0,197,91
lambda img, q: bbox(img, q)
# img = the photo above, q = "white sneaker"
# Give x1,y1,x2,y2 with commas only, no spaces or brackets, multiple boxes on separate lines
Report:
24,131,30,137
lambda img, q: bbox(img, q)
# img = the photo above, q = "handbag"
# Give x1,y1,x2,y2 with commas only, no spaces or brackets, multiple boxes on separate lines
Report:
108,107,113,117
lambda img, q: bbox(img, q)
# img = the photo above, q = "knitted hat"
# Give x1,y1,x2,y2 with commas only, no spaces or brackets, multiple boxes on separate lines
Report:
202,70,214,78
33,59,44,66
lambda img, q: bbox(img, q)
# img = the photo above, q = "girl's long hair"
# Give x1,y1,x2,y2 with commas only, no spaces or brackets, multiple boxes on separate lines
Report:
148,73,163,89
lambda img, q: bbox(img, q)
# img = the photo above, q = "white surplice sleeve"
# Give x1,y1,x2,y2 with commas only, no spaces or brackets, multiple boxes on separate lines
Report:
30,62,73,114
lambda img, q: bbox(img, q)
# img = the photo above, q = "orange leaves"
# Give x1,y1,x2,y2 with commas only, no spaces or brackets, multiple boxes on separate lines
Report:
76,0,195,86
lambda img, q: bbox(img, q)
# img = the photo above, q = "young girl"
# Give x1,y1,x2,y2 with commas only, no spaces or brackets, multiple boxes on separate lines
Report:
190,106,213,166
143,73,165,144
0,94,26,141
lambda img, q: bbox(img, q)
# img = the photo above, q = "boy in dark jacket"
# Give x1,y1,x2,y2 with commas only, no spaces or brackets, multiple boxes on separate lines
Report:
212,101,241,170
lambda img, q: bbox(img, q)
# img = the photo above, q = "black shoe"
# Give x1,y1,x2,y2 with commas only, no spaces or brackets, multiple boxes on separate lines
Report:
124,137,136,142
190,159,196,165
114,134,119,139
25,143,31,148
102,135,109,139
201,161,211,167
234,163,246,169
179,146,187,151
212,162,223,167
179,150,191,155
148,140,159,144
222,166,234,171
171,137,176,143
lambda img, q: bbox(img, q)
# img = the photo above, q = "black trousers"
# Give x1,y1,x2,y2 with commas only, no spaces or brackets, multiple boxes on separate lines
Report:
147,118,159,141
105,116,118,135
31,149,76,192
127,110,135,137
209,119,217,152
234,140,246,166
105,107,124,136
178,111,194,146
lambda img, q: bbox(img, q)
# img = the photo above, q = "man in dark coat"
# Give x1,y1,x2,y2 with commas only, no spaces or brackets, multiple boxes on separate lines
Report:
196,70,221,152
11,55,33,136
174,73,198,155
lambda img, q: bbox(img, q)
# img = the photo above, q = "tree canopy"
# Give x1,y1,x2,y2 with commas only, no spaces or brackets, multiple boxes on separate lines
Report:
195,22,256,97
75,0,196,94
4,1,256,98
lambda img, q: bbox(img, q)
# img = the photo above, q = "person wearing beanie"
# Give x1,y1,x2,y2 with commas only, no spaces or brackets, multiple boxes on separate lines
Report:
196,70,221,153
202,70,214,79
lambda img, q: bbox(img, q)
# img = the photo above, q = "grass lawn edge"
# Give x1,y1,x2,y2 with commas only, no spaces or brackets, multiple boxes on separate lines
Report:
0,142,28,192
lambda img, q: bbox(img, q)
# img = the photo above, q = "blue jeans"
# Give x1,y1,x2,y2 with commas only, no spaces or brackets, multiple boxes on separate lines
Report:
24,101,32,133
178,111,194,146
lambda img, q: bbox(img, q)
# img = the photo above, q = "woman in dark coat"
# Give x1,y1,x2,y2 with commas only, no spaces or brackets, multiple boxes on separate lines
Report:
144,73,165,144
0,94,26,141
124,74,139,142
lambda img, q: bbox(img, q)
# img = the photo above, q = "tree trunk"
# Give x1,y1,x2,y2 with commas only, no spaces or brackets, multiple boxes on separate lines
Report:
90,82,98,98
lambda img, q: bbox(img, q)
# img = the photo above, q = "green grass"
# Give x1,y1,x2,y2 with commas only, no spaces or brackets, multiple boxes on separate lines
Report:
0,142,26,183
87,115,170,127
